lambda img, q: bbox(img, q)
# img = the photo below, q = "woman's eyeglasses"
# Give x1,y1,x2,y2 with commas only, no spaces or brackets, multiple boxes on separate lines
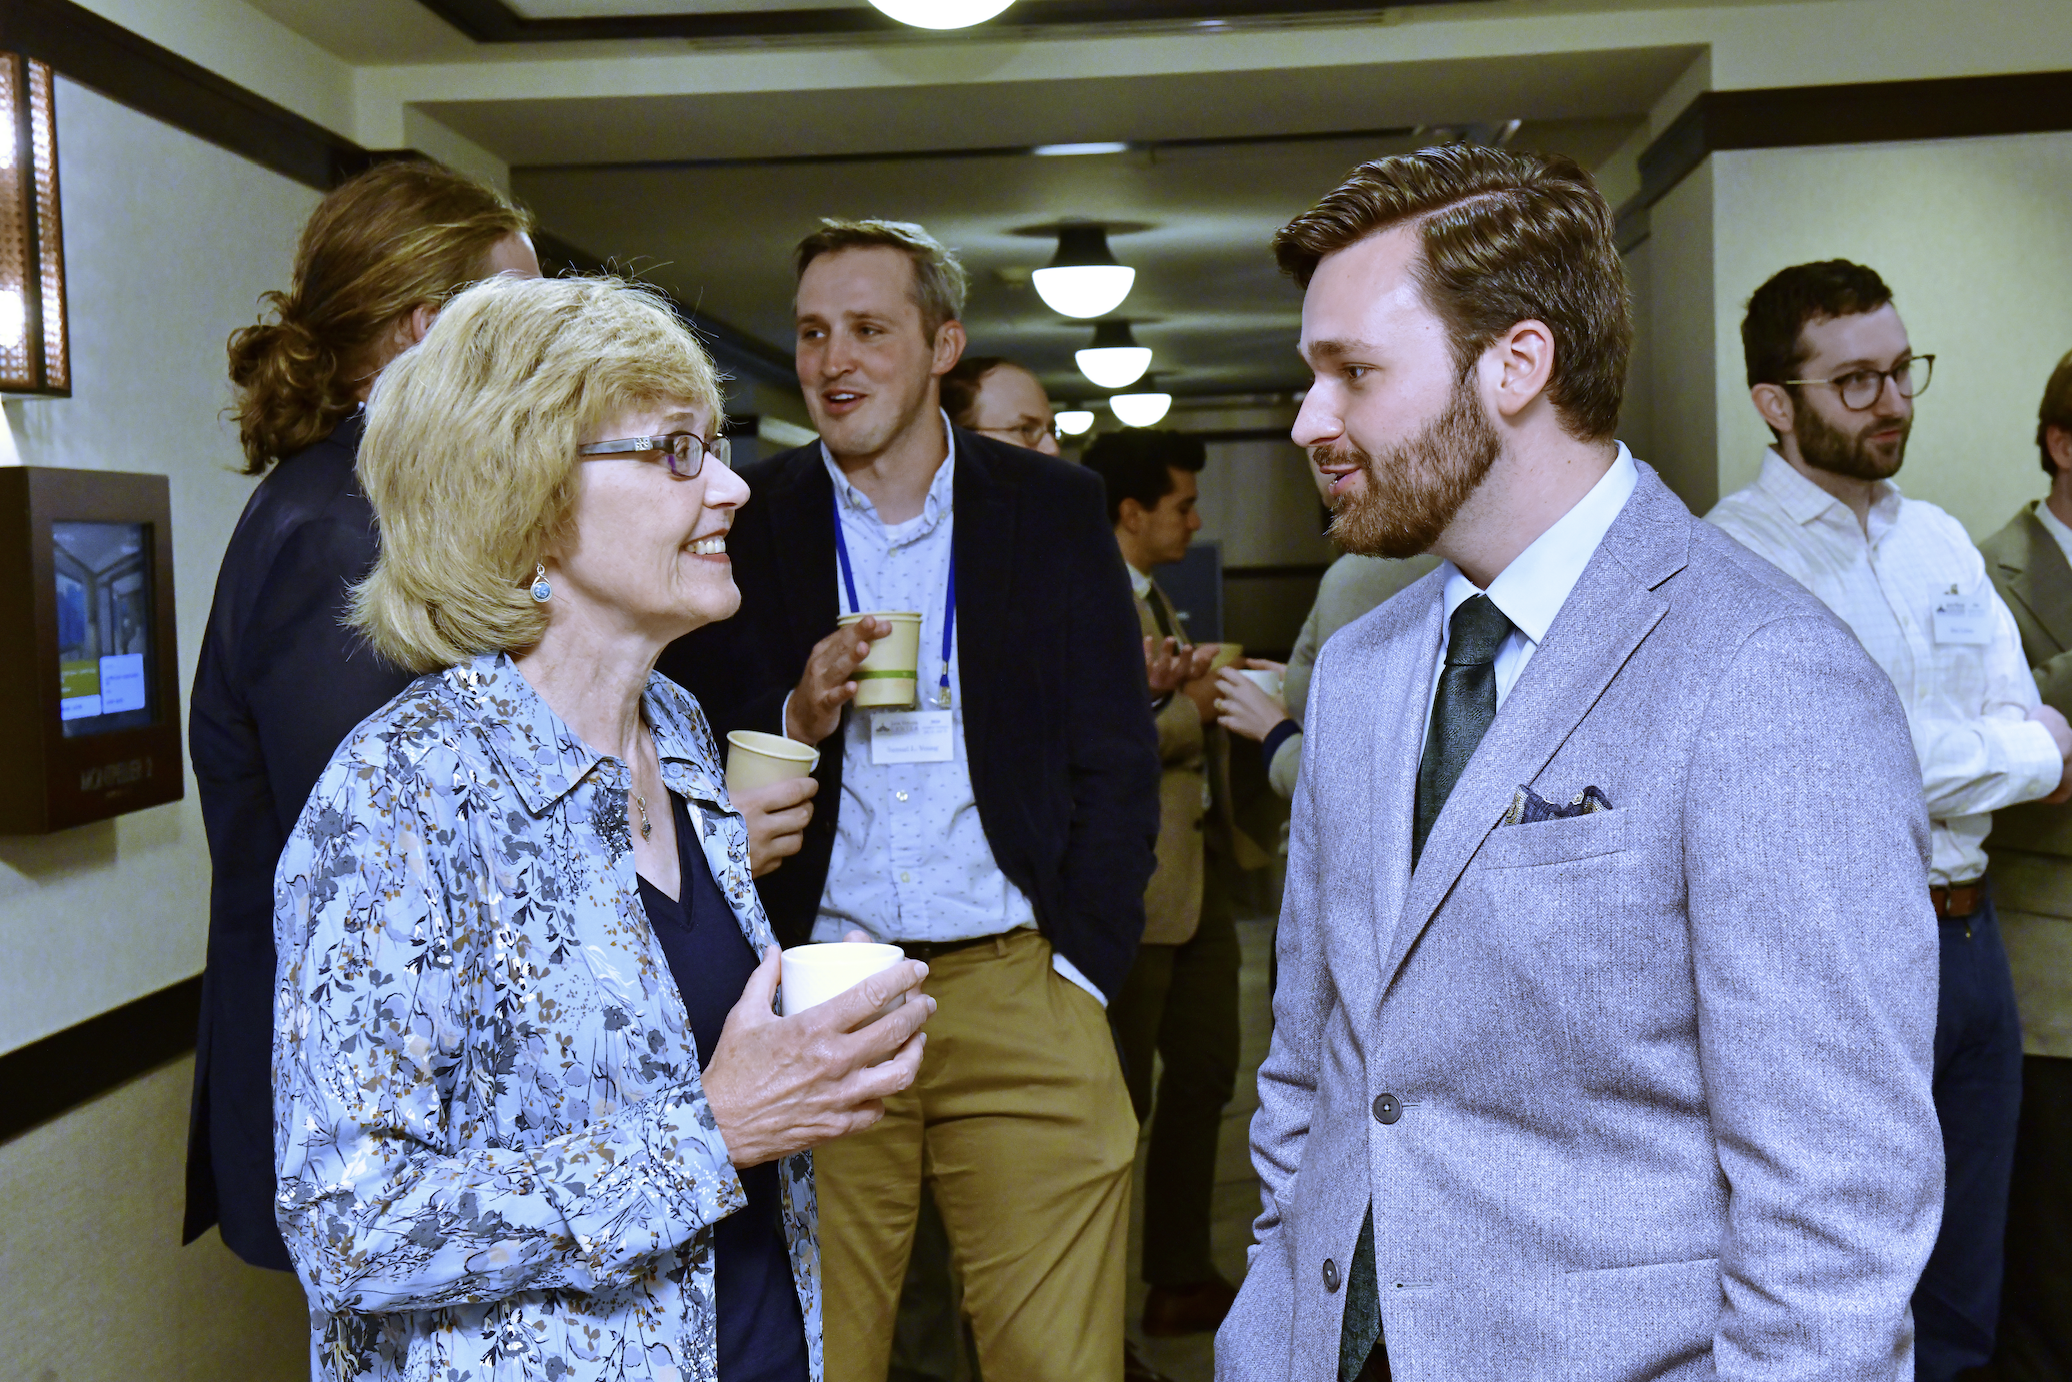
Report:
578,431,731,479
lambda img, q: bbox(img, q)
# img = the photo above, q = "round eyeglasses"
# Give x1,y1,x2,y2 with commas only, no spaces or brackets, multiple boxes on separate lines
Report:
1781,354,1935,412
577,431,730,479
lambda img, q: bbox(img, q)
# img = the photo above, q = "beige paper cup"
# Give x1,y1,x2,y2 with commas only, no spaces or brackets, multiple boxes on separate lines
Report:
725,730,820,797
780,942,907,1018
1237,667,1284,699
839,610,924,709
1205,642,1245,673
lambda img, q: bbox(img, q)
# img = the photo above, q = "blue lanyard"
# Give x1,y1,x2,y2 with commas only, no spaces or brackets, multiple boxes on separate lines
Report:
833,494,957,710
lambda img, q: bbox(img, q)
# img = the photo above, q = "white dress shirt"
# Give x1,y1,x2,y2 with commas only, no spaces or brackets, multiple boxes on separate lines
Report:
1707,449,2060,886
1427,444,1640,732
2033,497,2072,572
806,419,1103,1002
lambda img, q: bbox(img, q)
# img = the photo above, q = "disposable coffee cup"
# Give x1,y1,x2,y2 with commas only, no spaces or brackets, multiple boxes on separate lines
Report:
725,730,820,797
1205,642,1245,673
1237,667,1284,700
780,942,908,1019
838,611,924,709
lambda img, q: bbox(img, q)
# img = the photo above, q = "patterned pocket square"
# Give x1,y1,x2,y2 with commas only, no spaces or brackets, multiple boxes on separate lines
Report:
1501,783,1615,825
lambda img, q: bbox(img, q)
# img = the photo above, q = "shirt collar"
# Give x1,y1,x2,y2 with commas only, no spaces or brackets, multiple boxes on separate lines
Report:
820,409,957,535
1754,446,1904,538
1440,442,1639,645
1126,562,1153,600
451,651,727,816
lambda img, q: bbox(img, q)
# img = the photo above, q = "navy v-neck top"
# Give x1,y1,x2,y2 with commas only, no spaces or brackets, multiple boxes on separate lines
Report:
637,793,808,1382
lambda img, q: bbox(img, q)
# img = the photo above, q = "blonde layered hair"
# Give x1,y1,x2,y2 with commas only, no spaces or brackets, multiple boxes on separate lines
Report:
351,275,725,672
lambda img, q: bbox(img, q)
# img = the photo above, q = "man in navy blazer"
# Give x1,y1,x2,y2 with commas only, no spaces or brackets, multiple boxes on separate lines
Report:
659,218,1159,1382
1218,148,1941,1381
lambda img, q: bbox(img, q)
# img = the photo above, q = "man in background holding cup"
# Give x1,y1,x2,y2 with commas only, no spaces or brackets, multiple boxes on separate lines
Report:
659,218,1159,1382
1082,428,1247,1342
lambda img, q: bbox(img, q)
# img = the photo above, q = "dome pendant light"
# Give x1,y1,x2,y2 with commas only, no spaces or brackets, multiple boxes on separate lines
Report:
869,0,1015,28
1032,223,1135,319
1076,319,1152,390
1110,388,1173,428
1053,407,1095,436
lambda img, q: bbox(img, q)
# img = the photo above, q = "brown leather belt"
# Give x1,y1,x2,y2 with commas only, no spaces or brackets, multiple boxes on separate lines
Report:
1930,879,1987,922
895,932,1012,963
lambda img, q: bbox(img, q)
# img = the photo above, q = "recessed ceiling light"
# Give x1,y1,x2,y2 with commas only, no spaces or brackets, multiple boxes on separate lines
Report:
1031,142,1131,157
869,0,1014,29
1033,224,1135,319
1077,320,1152,390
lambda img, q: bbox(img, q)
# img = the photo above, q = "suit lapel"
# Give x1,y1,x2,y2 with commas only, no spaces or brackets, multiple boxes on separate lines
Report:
1376,467,1689,996
763,446,839,663
2014,508,2072,654
952,432,1014,767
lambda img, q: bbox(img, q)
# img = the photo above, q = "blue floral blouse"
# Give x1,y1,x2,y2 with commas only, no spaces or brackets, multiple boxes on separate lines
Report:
272,651,820,1382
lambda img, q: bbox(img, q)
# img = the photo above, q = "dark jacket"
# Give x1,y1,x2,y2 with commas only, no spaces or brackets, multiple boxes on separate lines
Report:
657,429,1161,999
183,412,414,1268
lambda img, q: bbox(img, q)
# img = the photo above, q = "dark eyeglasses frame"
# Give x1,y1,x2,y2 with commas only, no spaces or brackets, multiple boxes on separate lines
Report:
577,431,730,479
1781,354,1935,412
974,422,1059,450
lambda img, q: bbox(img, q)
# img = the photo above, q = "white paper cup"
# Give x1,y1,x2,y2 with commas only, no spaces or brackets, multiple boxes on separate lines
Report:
1237,667,1284,699
839,611,924,709
779,942,907,1019
725,730,820,797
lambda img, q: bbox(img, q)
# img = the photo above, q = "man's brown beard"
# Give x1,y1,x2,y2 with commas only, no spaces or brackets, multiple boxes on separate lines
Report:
1319,372,1503,559
1793,399,1909,482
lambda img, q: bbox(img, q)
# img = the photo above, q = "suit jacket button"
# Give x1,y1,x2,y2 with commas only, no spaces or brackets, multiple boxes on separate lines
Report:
1322,1258,1341,1292
1372,1093,1402,1125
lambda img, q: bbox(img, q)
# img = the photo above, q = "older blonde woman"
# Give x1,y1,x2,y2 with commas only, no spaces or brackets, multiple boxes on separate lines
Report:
272,275,932,1382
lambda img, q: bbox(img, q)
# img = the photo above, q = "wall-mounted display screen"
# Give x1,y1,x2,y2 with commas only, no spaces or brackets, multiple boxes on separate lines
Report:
53,520,154,737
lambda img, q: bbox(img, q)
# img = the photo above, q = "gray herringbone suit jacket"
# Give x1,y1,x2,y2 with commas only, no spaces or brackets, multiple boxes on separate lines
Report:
1217,464,1942,1381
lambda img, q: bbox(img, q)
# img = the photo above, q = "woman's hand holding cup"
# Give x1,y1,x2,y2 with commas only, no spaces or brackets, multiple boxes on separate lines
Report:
701,945,934,1168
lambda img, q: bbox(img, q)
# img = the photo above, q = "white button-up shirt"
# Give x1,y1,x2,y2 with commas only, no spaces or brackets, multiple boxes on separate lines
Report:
807,421,1103,1002
1427,444,1640,732
1708,449,2060,885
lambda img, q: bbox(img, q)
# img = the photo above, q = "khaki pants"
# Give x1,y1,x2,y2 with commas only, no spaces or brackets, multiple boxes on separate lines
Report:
817,928,1137,1382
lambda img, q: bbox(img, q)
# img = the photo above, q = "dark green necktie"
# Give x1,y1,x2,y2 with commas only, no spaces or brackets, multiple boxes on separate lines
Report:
1340,593,1513,1382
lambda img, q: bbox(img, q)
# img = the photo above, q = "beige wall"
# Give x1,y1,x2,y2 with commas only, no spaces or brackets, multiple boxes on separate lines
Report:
0,78,318,1374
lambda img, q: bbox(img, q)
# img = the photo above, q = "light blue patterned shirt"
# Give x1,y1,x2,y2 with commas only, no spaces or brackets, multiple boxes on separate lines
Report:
273,652,819,1382
808,420,1104,1003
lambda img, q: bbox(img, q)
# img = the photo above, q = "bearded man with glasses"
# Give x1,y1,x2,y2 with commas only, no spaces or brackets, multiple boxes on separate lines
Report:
1710,259,2072,1382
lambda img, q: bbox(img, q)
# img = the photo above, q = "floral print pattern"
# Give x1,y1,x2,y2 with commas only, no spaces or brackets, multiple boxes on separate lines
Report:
272,652,820,1381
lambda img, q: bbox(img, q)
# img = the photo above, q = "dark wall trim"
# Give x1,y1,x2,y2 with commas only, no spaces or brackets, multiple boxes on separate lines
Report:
420,0,1475,44
0,0,385,191
0,974,201,1144
1636,68,2072,214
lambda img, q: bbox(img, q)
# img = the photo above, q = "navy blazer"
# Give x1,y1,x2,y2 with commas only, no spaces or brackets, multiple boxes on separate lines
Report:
657,429,1161,1000
183,413,414,1269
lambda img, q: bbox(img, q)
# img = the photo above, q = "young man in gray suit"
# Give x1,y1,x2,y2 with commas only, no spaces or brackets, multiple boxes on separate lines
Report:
1218,146,1944,1381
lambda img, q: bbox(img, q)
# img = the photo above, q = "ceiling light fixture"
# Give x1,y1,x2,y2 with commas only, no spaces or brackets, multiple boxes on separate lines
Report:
1032,142,1130,157
1033,223,1135,319
1054,408,1095,436
1109,391,1172,428
1076,320,1152,390
868,0,1015,28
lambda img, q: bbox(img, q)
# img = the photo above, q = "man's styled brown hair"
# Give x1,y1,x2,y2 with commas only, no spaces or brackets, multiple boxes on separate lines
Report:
1740,259,1894,390
793,217,968,340
226,158,532,475
2039,348,2072,477
1273,144,1630,441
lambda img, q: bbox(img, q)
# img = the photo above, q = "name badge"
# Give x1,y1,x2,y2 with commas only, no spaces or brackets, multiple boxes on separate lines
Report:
871,710,955,765
1932,593,1992,646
